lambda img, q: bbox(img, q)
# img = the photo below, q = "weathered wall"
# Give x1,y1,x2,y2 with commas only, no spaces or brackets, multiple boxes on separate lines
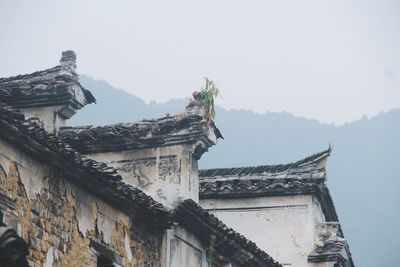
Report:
200,195,327,267
20,106,66,134
86,144,200,208
0,138,163,267
163,226,207,267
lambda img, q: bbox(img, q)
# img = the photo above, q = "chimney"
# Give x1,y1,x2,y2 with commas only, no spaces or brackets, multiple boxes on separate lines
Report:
60,50,77,72
0,50,96,134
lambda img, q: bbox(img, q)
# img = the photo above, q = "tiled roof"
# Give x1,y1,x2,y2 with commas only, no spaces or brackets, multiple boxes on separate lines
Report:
0,102,169,227
59,115,222,156
0,100,282,266
198,148,355,266
199,147,337,222
199,147,331,178
200,177,339,222
173,199,282,267
0,53,95,109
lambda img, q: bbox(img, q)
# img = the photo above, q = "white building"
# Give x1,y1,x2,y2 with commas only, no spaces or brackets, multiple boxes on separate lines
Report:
0,51,354,267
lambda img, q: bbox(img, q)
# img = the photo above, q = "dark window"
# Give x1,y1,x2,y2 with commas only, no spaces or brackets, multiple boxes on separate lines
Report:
97,255,115,267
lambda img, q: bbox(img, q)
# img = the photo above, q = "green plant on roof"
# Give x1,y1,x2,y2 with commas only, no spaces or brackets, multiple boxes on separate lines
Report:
200,78,220,125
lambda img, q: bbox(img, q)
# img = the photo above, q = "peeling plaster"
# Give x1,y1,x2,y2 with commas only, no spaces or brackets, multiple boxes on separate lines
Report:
125,229,133,263
17,164,45,199
0,139,163,267
0,141,44,199
76,200,96,237
44,247,54,267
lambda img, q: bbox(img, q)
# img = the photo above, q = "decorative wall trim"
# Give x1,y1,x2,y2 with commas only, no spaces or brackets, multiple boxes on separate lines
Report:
308,222,352,267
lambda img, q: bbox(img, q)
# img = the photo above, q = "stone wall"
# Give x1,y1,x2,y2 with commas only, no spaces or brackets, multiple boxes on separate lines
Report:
0,138,163,267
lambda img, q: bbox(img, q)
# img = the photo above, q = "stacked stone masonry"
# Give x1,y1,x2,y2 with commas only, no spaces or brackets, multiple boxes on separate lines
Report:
0,150,162,267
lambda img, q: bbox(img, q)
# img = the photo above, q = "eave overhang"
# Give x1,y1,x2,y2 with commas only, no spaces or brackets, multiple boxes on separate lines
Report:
0,102,169,229
0,51,95,114
199,147,355,267
59,114,222,158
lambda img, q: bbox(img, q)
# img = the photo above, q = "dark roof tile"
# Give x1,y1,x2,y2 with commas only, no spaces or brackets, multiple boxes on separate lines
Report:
0,57,95,109
173,199,282,267
59,115,222,154
199,147,332,178
0,102,169,227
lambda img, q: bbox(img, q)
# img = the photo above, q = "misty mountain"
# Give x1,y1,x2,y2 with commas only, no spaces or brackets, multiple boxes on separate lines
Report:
69,75,400,267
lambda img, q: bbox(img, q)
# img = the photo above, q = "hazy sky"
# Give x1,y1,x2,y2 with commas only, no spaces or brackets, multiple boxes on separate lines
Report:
1,0,399,124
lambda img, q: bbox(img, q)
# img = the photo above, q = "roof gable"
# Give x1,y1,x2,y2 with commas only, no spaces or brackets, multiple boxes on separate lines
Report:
0,51,95,110
0,101,169,227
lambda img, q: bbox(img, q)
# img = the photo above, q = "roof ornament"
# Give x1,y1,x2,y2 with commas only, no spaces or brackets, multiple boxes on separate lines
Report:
308,222,350,263
187,78,220,126
60,50,77,72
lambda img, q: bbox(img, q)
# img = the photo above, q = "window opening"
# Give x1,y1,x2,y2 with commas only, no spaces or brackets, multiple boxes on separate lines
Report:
97,254,115,267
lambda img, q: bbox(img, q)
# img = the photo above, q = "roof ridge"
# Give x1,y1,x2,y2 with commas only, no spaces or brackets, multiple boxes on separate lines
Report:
199,146,332,177
0,65,61,83
58,113,221,154
59,114,200,130
0,51,96,108
0,101,169,224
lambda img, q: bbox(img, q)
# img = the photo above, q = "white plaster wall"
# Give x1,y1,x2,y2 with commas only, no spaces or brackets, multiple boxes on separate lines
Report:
71,83,87,104
86,144,199,207
19,106,66,134
0,139,47,199
68,180,130,243
200,195,326,267
313,263,336,267
163,225,207,267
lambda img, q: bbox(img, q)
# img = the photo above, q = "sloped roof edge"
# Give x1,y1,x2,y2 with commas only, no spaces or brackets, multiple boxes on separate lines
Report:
0,52,96,109
59,113,222,154
0,102,169,227
173,199,282,267
199,146,332,178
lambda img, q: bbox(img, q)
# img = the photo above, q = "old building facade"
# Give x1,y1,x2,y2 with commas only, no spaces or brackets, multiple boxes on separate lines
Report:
0,51,353,267
199,149,354,267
